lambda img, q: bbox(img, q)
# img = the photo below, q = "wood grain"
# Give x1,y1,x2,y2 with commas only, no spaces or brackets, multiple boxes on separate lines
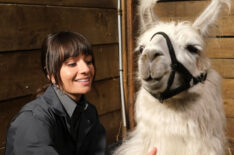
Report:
227,118,234,155
0,4,118,52
100,110,122,144
223,79,234,100
159,16,234,36
0,0,117,8
224,98,234,118
227,118,234,139
154,0,233,36
155,0,233,18
211,59,234,78
87,78,121,116
206,38,234,59
94,44,119,81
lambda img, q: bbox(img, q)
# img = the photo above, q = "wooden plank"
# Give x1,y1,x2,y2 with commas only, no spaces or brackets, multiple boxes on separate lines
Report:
217,16,234,36
100,110,122,144
87,78,121,116
0,0,117,8
211,59,234,78
0,4,118,52
0,51,48,101
223,79,234,100
227,118,234,154
155,1,208,18
155,1,234,36
227,117,234,139
160,16,234,36
126,0,136,131
94,44,119,81
0,148,4,155
228,137,234,155
155,1,233,18
224,98,234,118
0,44,119,101
206,38,234,59
223,79,234,118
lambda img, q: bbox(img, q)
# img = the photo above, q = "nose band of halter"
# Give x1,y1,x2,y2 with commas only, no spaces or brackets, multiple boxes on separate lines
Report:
146,32,207,102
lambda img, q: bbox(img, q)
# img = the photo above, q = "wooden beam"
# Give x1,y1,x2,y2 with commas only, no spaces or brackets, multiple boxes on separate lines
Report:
100,110,122,144
155,1,233,18
126,0,136,130
206,38,234,59
0,0,117,8
0,4,118,52
211,59,234,78
87,78,121,116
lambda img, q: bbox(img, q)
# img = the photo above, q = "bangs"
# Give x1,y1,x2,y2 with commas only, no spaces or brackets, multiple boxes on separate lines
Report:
50,32,92,64
61,37,93,62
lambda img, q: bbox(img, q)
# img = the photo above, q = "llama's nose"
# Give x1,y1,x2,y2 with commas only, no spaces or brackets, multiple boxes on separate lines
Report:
143,50,162,62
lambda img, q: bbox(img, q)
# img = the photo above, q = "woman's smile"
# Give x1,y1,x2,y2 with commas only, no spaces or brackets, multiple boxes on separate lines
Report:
74,77,91,85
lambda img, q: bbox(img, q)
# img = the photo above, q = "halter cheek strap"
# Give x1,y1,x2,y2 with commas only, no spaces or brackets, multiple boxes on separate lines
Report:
147,32,207,102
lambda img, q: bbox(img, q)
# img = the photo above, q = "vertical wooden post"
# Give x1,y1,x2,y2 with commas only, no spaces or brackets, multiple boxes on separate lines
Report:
125,0,135,130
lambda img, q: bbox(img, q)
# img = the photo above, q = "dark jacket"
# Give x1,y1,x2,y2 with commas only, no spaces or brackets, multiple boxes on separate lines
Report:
5,86,106,155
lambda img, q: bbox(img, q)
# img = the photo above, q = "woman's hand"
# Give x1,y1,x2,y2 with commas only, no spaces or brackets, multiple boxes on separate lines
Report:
147,147,157,155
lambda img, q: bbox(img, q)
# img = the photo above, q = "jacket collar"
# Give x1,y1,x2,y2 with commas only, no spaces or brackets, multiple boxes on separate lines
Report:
42,85,68,117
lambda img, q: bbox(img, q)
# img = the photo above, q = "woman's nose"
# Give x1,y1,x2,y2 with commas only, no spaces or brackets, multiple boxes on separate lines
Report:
79,60,90,74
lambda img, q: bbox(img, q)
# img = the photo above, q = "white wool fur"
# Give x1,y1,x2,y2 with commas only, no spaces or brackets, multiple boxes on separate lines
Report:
114,0,230,155
114,70,226,155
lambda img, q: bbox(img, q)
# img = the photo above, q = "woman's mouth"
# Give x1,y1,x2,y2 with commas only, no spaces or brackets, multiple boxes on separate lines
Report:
75,78,91,85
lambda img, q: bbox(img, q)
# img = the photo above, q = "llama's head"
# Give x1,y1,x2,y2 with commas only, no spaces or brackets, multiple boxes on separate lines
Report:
137,0,230,101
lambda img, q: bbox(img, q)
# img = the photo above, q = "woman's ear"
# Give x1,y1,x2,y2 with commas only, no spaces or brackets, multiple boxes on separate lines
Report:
47,74,56,84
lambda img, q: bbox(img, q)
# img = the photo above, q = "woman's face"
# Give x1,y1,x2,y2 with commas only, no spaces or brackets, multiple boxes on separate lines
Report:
59,54,95,101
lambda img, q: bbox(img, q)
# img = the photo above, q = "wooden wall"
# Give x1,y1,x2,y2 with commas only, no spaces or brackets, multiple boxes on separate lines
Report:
0,0,121,154
147,0,234,154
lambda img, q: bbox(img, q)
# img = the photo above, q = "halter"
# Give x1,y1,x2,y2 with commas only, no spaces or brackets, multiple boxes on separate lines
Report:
146,32,207,102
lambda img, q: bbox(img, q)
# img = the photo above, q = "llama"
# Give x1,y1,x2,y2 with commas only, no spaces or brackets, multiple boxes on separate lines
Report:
114,0,231,155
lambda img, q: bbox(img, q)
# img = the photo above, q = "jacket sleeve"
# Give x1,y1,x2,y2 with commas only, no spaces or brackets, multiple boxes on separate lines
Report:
5,111,59,155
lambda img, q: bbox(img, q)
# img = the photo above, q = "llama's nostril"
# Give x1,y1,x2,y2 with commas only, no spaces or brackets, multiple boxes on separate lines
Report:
145,76,153,81
153,53,162,60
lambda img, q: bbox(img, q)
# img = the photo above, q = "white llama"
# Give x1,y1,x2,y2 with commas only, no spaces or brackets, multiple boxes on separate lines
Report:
114,0,231,155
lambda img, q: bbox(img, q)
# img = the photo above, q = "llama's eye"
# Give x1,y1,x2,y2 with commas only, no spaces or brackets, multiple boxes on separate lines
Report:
139,45,145,54
186,45,199,55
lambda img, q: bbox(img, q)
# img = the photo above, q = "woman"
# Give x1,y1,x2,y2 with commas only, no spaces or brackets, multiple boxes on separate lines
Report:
5,31,106,155
5,31,157,155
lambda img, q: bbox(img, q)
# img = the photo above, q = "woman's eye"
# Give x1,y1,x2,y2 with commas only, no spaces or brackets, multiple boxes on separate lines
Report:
186,45,199,55
67,63,76,67
86,61,93,65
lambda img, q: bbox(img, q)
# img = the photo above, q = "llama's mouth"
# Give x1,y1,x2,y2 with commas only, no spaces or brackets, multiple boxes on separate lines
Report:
144,76,163,82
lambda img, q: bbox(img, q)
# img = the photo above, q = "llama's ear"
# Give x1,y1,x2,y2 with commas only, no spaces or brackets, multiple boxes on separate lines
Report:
138,0,160,32
193,0,230,36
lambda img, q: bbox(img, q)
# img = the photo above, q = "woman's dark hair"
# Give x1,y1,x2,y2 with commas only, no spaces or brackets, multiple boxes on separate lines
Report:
41,31,95,87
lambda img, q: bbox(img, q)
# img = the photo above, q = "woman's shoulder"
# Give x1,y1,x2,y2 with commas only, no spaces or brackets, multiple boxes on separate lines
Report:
12,86,61,127
11,97,53,127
